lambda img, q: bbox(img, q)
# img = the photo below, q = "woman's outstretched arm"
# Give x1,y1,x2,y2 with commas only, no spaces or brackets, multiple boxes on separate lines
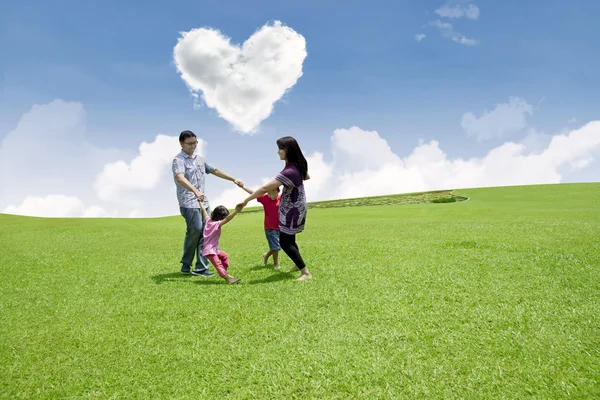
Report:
237,179,281,208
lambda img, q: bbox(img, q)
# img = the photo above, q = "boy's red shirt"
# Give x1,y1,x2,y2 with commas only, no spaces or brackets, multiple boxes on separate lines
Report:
257,194,281,230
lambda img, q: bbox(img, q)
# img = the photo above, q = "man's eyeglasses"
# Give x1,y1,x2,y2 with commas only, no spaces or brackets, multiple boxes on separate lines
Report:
183,141,198,146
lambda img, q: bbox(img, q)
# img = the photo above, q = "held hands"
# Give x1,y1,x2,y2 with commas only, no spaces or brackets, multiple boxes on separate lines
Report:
235,200,248,211
234,179,244,188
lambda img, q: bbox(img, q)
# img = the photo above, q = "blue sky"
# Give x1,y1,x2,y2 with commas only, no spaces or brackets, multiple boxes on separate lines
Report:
1,0,599,217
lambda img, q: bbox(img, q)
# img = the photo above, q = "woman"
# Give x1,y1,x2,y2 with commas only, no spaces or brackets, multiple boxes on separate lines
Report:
237,136,312,281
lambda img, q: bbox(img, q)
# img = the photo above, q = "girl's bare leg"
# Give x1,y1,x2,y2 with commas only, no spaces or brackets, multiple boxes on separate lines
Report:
223,273,240,284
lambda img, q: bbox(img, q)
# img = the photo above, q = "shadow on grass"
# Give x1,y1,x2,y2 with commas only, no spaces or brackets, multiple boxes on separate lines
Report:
194,279,229,285
246,266,296,285
151,266,296,285
194,264,296,285
150,272,197,285
193,272,294,285
249,263,278,271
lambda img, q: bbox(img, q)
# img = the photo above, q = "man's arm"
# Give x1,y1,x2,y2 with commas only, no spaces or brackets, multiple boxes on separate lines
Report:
175,173,203,201
240,185,254,195
211,168,244,188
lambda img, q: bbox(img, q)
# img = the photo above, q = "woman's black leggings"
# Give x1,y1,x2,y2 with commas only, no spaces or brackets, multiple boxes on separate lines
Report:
279,232,306,270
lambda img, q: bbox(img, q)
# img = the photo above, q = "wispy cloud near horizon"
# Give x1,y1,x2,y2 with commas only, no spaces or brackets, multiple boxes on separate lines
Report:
2,98,599,218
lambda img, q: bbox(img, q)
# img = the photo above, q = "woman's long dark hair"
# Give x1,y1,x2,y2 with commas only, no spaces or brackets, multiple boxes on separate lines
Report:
276,136,308,180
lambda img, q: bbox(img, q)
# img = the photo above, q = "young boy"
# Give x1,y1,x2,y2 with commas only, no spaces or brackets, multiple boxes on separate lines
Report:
241,185,281,269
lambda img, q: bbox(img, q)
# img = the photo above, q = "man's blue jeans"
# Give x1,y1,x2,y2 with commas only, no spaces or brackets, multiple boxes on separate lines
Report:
180,206,211,272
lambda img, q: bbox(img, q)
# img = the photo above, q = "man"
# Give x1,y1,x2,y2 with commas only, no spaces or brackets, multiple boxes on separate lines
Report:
172,130,244,276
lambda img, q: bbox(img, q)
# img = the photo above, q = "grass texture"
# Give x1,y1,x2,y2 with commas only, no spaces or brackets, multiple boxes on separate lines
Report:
1,183,599,398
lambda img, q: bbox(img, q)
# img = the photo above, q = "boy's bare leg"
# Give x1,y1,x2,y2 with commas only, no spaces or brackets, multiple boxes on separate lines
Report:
263,251,273,265
273,250,280,269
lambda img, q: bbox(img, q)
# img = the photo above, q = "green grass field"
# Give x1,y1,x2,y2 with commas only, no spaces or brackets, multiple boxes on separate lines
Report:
1,183,599,399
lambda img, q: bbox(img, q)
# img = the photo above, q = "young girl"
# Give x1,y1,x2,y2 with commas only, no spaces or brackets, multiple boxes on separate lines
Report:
240,185,281,269
237,136,312,281
198,201,242,284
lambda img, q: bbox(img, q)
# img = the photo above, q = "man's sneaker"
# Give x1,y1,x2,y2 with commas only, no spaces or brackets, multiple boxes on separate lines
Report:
192,270,215,277
181,267,191,274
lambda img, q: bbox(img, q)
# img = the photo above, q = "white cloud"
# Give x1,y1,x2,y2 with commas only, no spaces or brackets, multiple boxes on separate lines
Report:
435,3,480,20
428,20,479,46
427,2,480,46
461,97,533,141
292,122,600,202
172,20,307,134
519,128,553,154
93,134,194,202
83,205,113,218
570,157,593,170
127,209,146,218
3,99,598,219
464,4,480,19
303,152,334,200
542,122,600,169
2,99,284,219
0,99,138,218
415,33,427,41
2,195,111,218
429,20,454,32
331,126,402,171
0,99,192,218
213,121,600,209
452,35,479,46
210,185,262,211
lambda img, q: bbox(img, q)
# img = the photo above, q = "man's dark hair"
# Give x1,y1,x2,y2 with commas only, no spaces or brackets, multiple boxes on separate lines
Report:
179,130,196,142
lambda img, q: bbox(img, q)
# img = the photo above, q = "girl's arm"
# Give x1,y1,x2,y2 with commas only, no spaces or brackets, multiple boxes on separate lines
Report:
237,179,281,209
219,206,241,227
198,200,208,220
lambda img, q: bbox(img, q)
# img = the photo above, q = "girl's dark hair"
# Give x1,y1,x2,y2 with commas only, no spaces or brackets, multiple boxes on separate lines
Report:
211,205,230,221
179,130,196,142
276,136,308,179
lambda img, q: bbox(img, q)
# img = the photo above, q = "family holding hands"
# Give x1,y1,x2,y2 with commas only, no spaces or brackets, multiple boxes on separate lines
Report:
172,130,312,284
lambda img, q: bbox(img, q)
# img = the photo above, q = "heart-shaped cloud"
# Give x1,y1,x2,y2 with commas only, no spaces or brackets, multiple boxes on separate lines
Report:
173,20,307,134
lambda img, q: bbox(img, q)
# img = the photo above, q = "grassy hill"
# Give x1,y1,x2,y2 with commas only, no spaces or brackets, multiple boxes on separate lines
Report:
1,183,599,399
